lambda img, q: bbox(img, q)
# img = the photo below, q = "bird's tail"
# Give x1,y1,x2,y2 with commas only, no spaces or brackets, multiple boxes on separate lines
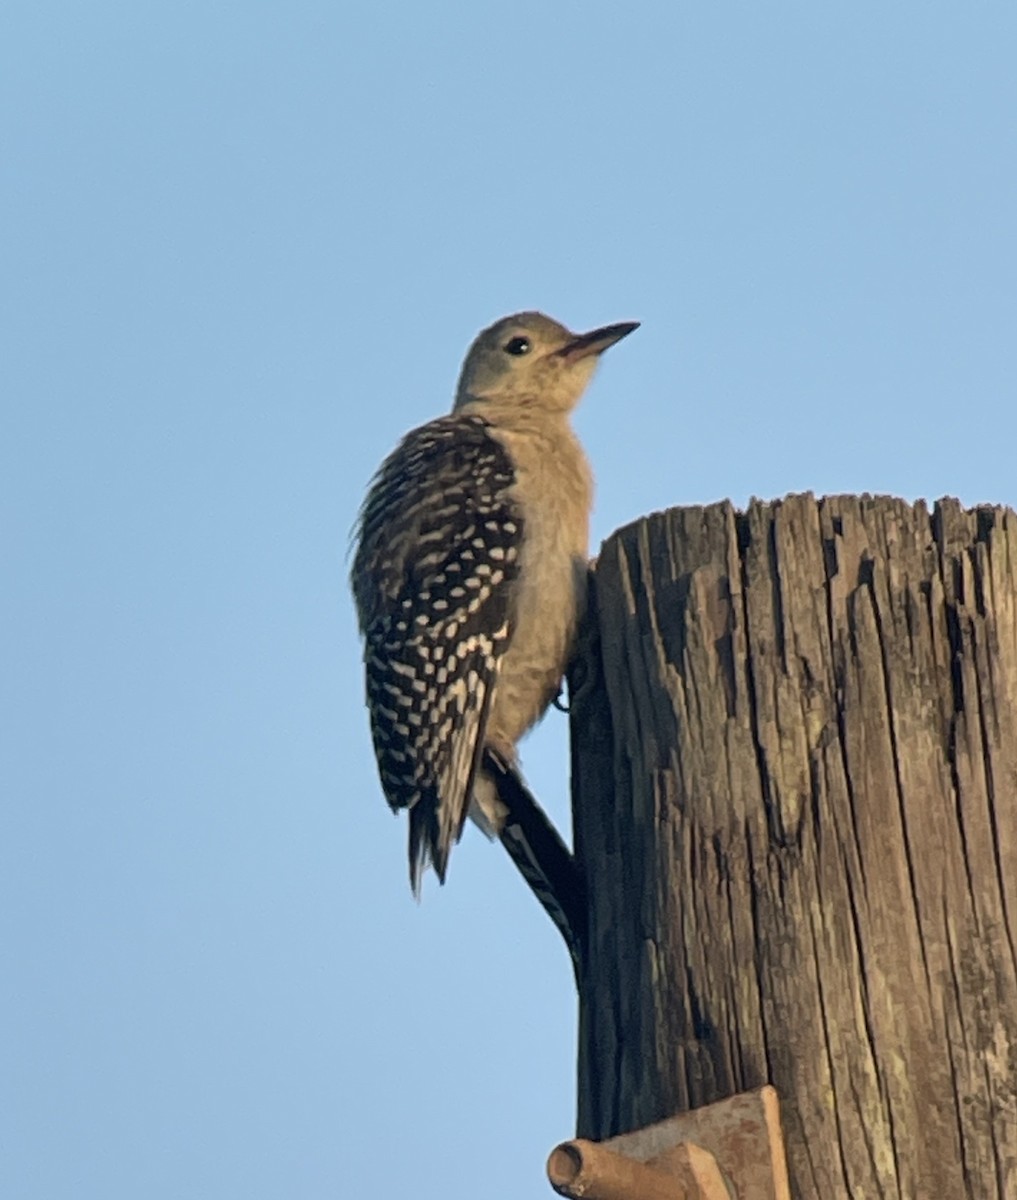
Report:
483,751,585,977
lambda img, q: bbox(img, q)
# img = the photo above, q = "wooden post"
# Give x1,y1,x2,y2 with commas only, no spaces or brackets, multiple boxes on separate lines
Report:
570,494,1017,1198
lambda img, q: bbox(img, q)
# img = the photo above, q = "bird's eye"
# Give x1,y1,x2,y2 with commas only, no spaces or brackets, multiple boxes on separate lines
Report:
504,336,531,356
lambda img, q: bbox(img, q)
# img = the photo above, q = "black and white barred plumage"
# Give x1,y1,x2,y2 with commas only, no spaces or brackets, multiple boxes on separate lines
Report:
351,413,523,890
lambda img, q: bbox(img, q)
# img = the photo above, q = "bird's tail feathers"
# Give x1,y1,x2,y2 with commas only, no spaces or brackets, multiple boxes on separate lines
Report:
467,772,509,839
484,751,584,976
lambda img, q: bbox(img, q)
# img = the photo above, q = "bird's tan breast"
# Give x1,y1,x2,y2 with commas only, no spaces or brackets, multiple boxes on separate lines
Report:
485,421,592,745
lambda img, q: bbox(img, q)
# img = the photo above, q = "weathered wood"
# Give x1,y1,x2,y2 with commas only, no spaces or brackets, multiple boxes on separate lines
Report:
571,494,1017,1199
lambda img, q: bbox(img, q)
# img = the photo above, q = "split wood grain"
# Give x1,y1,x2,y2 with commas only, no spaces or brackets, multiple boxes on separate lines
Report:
570,495,1017,1199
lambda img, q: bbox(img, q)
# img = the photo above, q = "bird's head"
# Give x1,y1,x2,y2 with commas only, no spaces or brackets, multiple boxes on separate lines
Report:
453,311,638,415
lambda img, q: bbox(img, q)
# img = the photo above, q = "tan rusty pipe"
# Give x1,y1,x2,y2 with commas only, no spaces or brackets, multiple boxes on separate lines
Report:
547,1138,690,1200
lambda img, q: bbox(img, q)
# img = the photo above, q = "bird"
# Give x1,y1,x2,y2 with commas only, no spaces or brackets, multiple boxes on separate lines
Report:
350,311,638,893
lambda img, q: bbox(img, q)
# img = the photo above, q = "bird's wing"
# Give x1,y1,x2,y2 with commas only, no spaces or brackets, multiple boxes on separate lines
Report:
351,415,524,891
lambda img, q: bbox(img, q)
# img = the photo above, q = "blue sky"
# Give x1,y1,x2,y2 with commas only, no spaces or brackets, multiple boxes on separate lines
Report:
3,3,1015,1198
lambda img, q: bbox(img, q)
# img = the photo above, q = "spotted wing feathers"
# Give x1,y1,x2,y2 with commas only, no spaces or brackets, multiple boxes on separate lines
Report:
351,415,523,890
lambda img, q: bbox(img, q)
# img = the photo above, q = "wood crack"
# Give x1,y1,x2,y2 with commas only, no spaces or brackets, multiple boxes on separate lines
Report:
574,496,1017,1195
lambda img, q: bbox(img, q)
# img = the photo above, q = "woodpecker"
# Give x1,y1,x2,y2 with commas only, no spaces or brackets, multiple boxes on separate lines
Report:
351,311,638,892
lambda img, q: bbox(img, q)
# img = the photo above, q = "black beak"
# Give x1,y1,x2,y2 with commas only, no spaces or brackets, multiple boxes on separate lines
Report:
558,320,640,361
